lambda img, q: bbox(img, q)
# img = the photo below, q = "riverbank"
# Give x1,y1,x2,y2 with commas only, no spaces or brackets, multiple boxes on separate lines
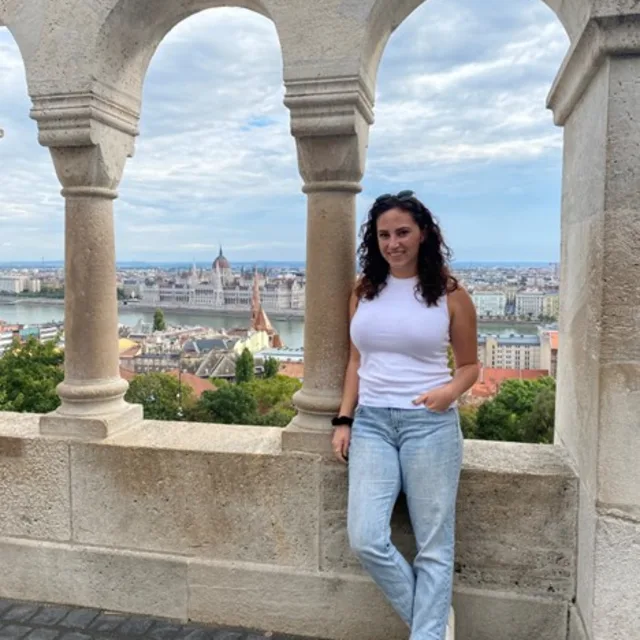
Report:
0,296,304,321
119,301,305,321
1,297,544,329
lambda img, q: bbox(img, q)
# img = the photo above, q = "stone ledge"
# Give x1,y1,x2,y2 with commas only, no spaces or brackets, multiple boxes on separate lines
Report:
0,537,567,640
0,537,188,620
0,411,580,474
0,412,284,455
0,411,578,596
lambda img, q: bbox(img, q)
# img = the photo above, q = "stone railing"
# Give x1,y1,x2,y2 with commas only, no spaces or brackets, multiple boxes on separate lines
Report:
0,412,578,640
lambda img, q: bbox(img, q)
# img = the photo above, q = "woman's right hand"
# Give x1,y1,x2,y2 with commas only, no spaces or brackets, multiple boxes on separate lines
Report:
332,426,351,464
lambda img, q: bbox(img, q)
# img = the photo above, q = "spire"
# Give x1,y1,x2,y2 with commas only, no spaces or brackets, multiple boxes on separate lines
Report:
251,267,260,325
219,245,223,258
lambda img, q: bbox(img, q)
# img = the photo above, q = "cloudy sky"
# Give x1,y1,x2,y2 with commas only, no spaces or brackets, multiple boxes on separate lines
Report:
0,0,568,264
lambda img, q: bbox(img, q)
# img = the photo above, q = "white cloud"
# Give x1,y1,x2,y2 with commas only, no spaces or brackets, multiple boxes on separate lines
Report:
1,0,569,263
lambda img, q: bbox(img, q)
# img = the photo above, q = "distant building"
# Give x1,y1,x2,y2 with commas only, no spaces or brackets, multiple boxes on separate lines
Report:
540,329,559,378
0,330,13,356
139,248,305,312
471,292,506,317
478,334,541,370
542,293,559,319
0,275,41,294
212,246,233,285
515,291,545,318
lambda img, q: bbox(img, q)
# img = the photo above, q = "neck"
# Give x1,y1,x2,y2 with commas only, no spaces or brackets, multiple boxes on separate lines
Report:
390,266,417,279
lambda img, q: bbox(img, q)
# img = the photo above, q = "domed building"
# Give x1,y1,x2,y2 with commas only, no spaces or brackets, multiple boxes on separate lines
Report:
211,246,233,285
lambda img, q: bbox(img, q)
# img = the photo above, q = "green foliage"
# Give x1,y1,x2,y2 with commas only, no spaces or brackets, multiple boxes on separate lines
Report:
474,377,556,443
242,375,301,416
263,356,280,379
256,407,296,427
192,386,257,424
125,372,192,421
447,344,455,376
209,378,229,388
235,348,255,384
459,405,478,439
153,309,166,332
0,337,64,413
519,386,556,444
188,374,301,427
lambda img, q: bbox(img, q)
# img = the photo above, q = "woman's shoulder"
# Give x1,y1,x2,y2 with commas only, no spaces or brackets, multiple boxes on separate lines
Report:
446,284,474,314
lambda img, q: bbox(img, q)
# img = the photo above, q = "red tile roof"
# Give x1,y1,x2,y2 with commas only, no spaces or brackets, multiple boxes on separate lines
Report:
470,368,549,399
119,367,216,398
279,362,304,380
166,369,216,398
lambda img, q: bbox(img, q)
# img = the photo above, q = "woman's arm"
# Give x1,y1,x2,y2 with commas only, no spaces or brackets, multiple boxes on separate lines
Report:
446,286,480,398
413,286,479,411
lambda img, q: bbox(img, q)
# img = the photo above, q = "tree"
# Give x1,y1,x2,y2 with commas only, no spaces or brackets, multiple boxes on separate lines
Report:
193,386,257,424
459,405,478,439
475,399,520,441
520,386,556,444
235,348,255,384
153,308,166,332
263,357,279,379
242,375,301,417
125,373,192,421
0,337,63,413
475,377,556,443
257,407,296,427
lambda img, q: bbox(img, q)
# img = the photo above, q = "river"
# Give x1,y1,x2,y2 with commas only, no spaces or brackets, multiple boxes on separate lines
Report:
0,302,540,351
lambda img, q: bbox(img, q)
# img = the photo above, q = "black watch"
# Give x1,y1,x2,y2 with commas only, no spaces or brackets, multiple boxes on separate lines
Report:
331,415,354,427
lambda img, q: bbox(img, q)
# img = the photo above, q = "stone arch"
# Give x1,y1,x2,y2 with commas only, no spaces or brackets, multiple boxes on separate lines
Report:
0,23,33,128
92,0,281,114
361,0,587,89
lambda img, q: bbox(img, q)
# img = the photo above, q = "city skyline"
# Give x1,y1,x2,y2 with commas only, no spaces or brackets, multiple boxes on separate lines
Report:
0,0,569,263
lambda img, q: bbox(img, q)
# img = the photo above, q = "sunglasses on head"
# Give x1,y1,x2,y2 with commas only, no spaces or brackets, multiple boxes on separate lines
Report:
375,190,416,203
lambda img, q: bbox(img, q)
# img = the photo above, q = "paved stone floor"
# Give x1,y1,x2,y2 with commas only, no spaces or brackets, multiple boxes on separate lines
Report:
0,599,326,640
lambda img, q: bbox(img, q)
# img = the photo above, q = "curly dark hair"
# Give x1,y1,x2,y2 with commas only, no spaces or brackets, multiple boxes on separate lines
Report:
355,191,458,306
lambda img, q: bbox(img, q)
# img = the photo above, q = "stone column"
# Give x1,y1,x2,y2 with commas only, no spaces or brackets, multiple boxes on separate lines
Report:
547,16,640,640
282,78,373,453
32,93,143,439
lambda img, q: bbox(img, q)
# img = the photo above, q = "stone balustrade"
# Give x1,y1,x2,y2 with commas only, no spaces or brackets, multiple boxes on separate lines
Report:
0,412,577,640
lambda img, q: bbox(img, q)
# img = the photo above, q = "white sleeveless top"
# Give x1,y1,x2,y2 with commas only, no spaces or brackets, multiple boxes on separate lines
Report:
350,275,452,410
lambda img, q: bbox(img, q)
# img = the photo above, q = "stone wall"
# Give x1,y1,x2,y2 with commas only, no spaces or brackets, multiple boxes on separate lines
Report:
0,412,578,640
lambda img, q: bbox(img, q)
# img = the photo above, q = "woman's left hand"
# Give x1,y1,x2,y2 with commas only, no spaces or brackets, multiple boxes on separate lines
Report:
413,384,456,412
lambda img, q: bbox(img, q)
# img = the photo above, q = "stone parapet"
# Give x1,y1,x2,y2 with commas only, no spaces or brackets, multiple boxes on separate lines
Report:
0,412,578,640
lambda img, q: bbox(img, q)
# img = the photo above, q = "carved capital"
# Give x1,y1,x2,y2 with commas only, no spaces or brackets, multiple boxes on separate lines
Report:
47,137,132,198
284,76,373,192
30,88,139,196
548,14,640,125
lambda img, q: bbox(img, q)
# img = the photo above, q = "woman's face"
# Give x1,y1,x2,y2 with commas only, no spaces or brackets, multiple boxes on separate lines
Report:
376,207,425,275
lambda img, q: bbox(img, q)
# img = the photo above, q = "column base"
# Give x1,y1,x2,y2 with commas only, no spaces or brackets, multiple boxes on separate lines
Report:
39,402,143,440
285,388,339,454
281,423,333,455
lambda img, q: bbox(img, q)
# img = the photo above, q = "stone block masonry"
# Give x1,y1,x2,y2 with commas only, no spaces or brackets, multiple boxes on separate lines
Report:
0,413,578,640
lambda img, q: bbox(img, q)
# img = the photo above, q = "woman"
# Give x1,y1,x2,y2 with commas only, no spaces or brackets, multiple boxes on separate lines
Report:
331,190,478,640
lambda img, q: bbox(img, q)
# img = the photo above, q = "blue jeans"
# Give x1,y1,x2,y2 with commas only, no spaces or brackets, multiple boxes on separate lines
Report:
347,405,463,640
